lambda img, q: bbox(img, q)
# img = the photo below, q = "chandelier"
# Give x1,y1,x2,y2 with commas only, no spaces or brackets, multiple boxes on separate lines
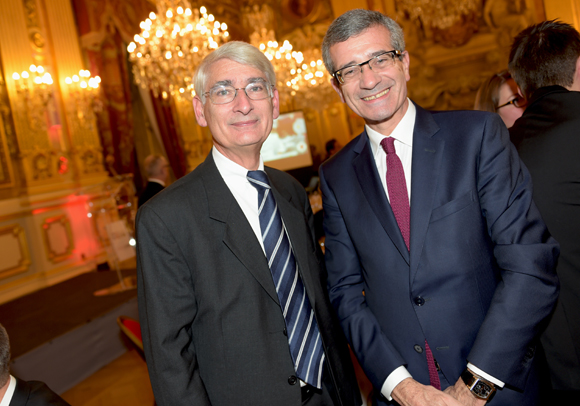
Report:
249,28,330,105
127,0,229,100
398,0,480,30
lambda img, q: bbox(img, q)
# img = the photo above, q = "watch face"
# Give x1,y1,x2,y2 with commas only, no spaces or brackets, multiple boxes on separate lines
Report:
473,381,493,398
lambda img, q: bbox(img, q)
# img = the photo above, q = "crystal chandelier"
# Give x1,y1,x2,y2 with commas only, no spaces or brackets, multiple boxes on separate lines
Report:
127,0,229,100
250,28,331,103
250,28,303,100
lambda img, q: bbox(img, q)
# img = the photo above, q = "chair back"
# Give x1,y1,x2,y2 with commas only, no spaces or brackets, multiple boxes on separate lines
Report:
117,315,144,351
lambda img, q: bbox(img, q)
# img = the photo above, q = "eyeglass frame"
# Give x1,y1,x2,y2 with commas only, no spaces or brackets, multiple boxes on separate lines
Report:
496,95,527,110
332,50,404,85
203,80,275,105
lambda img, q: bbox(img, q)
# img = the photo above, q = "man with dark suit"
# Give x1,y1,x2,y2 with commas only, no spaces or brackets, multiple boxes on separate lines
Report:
136,41,360,406
509,20,580,401
318,9,559,406
0,324,70,406
137,154,169,207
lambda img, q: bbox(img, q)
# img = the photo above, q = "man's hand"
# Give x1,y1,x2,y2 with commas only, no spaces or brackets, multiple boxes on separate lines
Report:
391,378,464,406
443,377,487,406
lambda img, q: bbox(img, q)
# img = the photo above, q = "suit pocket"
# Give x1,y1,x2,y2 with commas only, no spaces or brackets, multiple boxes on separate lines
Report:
430,190,475,223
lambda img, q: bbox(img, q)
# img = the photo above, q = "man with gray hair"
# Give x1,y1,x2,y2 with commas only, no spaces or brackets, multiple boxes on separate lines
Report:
0,324,70,405
137,154,169,207
319,9,559,406
137,41,360,406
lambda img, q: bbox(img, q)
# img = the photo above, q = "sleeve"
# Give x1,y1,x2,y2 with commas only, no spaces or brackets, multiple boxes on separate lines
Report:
319,165,406,390
136,206,211,406
467,114,559,389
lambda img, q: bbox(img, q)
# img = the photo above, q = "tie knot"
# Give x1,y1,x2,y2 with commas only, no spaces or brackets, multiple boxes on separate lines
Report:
380,137,396,154
247,170,271,190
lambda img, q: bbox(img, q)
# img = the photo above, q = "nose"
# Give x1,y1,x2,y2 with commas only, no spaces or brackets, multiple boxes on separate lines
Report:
359,63,381,89
232,89,253,114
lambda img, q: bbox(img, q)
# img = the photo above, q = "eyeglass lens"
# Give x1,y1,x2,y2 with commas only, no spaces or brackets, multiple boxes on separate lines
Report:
208,81,271,104
336,51,399,83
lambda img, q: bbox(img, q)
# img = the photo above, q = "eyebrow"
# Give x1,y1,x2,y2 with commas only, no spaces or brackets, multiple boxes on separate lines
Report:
209,77,268,90
336,50,393,71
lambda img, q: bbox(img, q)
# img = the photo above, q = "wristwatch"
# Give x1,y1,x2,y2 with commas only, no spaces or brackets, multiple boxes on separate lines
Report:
461,368,496,401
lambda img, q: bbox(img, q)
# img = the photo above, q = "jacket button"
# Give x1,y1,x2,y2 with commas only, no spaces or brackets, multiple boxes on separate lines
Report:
283,327,287,336
414,296,425,306
288,375,297,385
414,345,424,354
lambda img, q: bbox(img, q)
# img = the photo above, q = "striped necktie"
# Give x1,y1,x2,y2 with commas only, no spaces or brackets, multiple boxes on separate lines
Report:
247,170,325,389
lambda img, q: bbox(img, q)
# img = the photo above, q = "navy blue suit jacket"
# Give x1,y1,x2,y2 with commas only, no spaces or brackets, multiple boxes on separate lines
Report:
319,104,559,405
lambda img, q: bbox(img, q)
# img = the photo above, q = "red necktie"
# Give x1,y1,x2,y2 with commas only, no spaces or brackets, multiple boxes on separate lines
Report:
380,137,441,390
381,137,410,250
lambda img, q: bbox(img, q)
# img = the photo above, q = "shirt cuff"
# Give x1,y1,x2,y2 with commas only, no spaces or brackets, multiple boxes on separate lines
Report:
467,363,505,388
380,366,413,401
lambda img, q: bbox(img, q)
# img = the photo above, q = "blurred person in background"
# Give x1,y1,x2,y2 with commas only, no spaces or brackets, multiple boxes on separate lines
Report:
137,154,169,207
474,70,527,128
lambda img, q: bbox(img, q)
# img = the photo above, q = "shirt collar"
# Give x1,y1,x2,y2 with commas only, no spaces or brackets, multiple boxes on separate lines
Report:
148,178,165,187
366,99,415,156
212,146,264,180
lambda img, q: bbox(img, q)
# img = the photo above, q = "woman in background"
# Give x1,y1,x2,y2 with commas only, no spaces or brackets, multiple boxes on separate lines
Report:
474,70,527,128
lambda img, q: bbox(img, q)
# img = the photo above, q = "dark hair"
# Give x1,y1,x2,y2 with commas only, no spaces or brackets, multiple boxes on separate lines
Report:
509,20,580,99
321,9,405,74
474,70,512,112
325,139,338,155
0,324,10,387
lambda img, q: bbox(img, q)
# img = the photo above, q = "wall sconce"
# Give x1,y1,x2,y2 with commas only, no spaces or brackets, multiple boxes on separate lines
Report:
64,69,102,130
11,65,54,131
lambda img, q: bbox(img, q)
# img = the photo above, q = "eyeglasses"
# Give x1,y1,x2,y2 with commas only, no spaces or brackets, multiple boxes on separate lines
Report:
496,95,527,109
204,80,273,105
333,50,403,84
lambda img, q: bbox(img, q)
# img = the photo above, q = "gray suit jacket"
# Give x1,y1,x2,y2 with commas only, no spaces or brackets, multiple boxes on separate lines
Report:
136,153,360,406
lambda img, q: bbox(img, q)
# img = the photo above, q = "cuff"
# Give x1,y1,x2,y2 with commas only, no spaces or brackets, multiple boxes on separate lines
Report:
380,366,413,401
467,363,505,388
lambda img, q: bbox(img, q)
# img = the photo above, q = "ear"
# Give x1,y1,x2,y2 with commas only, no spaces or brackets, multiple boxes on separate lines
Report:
330,77,346,103
401,51,411,82
192,96,208,127
272,87,280,120
572,56,580,91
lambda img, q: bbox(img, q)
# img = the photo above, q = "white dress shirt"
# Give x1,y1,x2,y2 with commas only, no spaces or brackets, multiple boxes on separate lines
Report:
212,147,265,253
0,375,16,406
367,101,504,400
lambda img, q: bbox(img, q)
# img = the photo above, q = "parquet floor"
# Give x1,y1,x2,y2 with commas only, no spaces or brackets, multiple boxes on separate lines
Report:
61,349,155,406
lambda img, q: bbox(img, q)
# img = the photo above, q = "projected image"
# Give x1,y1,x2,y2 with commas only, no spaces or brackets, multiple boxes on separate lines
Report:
262,111,313,171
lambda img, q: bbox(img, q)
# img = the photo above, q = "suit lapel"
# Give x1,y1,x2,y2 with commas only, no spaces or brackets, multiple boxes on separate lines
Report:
353,132,410,264
266,169,318,308
409,105,443,282
201,154,279,304
10,378,30,405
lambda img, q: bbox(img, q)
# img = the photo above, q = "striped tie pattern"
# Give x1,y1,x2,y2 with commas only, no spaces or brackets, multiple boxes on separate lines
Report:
247,170,325,389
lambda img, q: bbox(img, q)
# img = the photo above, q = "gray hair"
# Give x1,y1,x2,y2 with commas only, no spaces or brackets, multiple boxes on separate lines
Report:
322,9,406,74
143,154,167,178
194,41,276,103
0,324,10,388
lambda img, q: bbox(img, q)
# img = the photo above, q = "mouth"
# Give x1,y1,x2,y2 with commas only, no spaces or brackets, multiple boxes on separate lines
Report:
231,119,258,127
362,88,389,101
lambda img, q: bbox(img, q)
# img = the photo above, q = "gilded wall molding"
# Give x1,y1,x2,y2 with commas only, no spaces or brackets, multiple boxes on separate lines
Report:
41,214,75,263
0,223,31,279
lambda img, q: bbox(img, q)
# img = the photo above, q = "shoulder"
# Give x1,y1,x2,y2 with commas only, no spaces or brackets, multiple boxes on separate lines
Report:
14,379,70,406
264,166,306,197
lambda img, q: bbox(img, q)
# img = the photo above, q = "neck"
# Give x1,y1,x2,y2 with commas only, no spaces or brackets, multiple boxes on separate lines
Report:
214,144,261,170
366,98,409,137
0,378,9,403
